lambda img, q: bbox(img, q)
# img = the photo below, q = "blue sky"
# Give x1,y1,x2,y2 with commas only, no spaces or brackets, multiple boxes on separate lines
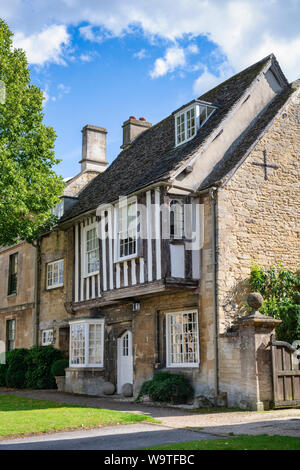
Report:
1,0,299,178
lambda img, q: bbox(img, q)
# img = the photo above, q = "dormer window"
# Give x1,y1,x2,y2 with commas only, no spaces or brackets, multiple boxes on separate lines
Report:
175,102,216,147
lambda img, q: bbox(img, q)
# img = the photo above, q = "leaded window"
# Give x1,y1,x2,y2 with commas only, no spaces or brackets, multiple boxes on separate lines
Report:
166,310,199,367
85,226,99,275
47,259,64,289
118,200,137,259
70,320,104,367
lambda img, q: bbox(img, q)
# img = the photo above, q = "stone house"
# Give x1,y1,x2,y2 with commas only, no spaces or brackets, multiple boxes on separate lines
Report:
0,125,108,355
0,54,299,409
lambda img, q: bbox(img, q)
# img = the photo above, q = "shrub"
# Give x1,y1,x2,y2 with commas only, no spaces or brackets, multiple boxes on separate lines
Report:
0,363,7,386
51,359,69,377
136,371,193,404
249,263,300,344
5,349,29,388
25,345,62,389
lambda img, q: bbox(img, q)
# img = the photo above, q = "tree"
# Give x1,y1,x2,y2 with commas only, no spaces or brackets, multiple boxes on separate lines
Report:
0,19,64,246
249,263,300,345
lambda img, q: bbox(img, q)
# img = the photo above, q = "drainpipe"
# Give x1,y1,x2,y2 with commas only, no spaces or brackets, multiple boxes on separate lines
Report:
33,238,41,346
210,187,219,399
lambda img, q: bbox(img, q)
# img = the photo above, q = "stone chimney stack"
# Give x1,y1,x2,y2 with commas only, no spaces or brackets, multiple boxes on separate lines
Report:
121,116,152,149
80,125,109,173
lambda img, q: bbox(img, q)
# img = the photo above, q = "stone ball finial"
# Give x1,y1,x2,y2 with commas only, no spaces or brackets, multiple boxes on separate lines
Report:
247,292,264,310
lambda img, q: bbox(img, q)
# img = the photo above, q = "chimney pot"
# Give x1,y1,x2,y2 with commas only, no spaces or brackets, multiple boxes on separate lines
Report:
139,117,146,121
129,116,137,120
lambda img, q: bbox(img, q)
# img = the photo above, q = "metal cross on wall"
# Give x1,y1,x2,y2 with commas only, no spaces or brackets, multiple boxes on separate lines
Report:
252,150,279,180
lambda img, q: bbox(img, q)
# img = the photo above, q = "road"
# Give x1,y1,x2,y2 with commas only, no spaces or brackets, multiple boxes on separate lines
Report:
0,423,221,450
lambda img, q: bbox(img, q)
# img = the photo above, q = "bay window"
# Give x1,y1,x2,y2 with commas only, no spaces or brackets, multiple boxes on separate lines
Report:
70,319,104,367
166,310,199,367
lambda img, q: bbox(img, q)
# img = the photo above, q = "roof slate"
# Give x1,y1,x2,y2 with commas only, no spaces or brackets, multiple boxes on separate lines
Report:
60,54,289,223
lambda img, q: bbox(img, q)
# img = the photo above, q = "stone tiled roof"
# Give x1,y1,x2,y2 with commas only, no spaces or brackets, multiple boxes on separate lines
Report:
60,54,288,223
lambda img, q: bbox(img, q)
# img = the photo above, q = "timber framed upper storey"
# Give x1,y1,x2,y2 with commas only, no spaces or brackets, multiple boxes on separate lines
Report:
61,53,295,308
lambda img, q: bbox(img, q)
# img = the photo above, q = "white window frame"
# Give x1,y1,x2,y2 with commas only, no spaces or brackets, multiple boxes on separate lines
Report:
51,200,64,218
46,259,64,289
42,329,54,346
83,223,100,278
170,198,184,239
166,309,200,368
174,103,216,147
69,319,104,368
114,197,138,262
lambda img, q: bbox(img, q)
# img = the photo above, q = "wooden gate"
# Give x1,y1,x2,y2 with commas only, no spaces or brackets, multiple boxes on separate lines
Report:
271,335,300,408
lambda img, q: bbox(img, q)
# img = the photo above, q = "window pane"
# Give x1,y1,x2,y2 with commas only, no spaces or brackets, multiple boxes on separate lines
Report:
170,199,184,238
8,254,18,295
186,108,196,139
88,323,103,365
70,324,86,365
176,113,185,144
47,260,64,287
86,228,99,274
206,106,214,118
118,202,137,258
199,106,207,126
168,312,198,365
7,320,16,351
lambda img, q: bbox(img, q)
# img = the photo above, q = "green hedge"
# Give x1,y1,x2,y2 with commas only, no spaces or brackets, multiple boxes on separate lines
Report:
0,346,63,389
249,263,300,344
136,371,193,404
5,349,29,388
25,346,62,389
51,359,69,377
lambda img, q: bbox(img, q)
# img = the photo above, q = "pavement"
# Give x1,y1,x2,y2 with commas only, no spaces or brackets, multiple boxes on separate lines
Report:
0,389,300,449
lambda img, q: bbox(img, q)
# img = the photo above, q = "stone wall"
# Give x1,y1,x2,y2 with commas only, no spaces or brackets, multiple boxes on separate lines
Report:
217,89,300,332
219,313,280,410
39,227,74,349
0,242,36,349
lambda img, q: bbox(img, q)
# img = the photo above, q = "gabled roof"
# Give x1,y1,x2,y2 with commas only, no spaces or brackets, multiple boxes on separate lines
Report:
198,84,296,190
60,54,289,223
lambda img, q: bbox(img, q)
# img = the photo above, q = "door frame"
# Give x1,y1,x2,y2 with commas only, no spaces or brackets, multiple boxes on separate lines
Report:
117,330,133,394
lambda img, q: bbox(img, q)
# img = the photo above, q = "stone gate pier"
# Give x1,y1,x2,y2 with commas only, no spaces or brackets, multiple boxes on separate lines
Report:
219,293,281,410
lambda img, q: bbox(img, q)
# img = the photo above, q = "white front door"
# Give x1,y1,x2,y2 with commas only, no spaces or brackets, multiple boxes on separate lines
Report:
117,330,133,394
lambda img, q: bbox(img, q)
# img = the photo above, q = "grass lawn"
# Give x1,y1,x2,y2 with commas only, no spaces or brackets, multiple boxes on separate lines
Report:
146,434,300,450
0,394,157,438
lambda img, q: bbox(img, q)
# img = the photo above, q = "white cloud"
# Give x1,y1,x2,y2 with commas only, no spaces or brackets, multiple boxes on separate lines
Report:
13,24,70,65
150,46,186,78
58,83,71,94
193,63,234,96
2,0,299,80
187,44,199,55
80,53,93,62
133,48,147,60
